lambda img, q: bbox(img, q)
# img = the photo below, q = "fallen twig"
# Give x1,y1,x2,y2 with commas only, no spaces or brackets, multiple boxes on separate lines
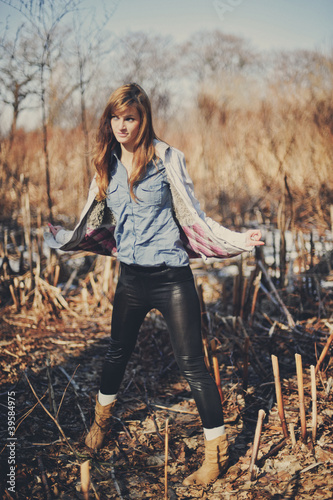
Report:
24,372,78,457
56,365,86,425
315,330,333,374
46,356,57,418
35,276,80,317
257,438,288,466
151,404,198,415
57,365,88,432
258,260,295,328
110,453,123,499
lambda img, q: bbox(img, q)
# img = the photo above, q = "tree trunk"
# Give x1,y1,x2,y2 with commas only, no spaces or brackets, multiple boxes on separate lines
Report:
41,61,53,224
79,62,91,193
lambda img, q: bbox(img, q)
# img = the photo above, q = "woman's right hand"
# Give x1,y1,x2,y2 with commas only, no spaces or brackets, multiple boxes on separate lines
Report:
48,223,63,237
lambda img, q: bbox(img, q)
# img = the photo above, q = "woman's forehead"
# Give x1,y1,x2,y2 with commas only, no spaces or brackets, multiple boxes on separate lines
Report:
112,104,140,117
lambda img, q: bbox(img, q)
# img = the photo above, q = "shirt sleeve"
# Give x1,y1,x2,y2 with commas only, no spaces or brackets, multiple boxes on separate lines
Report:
170,148,252,252
55,229,73,245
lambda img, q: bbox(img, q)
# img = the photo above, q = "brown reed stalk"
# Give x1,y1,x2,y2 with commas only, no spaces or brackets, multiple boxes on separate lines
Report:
9,284,19,311
102,256,112,296
196,282,211,372
310,365,317,443
81,284,90,315
289,423,296,448
271,355,289,438
250,270,261,325
53,265,60,287
164,418,169,500
80,460,90,500
249,409,266,480
315,331,333,374
240,276,248,319
295,353,307,442
22,180,33,287
37,456,52,500
4,228,8,258
233,261,242,316
36,206,43,260
13,277,22,309
243,336,250,392
89,271,101,302
210,339,223,404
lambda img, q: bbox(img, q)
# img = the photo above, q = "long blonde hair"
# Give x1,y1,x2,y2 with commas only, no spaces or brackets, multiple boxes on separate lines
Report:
93,83,158,201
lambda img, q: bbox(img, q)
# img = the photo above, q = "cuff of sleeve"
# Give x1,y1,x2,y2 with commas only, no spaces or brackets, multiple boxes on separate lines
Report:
229,232,252,252
55,229,72,245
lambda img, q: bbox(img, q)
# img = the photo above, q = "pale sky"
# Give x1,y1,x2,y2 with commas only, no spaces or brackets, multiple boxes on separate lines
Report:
0,0,332,131
1,0,332,52
107,0,332,52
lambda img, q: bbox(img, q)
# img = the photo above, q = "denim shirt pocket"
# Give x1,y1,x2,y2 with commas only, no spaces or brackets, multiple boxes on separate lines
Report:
137,181,163,206
106,184,121,208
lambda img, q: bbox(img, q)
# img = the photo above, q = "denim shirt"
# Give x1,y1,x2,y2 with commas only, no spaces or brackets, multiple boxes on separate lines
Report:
106,154,189,267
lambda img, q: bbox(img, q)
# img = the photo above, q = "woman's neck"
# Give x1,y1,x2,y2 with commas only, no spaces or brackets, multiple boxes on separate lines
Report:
120,146,134,174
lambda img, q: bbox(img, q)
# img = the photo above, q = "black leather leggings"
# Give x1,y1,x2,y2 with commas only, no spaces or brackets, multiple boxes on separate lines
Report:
99,263,224,428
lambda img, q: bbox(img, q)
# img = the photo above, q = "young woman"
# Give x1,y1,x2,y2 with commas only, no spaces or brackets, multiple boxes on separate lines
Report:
46,83,264,487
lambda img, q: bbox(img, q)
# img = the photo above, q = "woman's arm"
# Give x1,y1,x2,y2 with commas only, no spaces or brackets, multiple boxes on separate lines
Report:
166,146,264,251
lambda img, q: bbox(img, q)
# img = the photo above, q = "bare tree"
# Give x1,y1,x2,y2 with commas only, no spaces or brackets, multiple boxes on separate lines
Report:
70,1,118,191
0,0,81,223
181,30,260,84
111,31,178,119
0,25,38,150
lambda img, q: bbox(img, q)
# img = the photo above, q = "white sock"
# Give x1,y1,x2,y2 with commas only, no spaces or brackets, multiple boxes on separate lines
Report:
203,425,225,441
98,391,117,406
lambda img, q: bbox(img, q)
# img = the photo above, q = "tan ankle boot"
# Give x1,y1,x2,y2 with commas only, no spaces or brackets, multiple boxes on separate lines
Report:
183,434,229,486
85,396,116,450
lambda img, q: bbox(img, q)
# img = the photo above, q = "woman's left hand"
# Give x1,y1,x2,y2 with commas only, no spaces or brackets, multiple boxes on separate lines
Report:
245,229,264,247
48,223,63,237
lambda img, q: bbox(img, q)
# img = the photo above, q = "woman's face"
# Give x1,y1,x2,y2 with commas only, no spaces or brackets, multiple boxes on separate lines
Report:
111,105,141,151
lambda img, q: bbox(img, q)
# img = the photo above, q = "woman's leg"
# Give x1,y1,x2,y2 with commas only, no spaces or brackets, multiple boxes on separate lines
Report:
99,264,149,395
150,266,224,430
86,264,149,449
150,266,228,486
